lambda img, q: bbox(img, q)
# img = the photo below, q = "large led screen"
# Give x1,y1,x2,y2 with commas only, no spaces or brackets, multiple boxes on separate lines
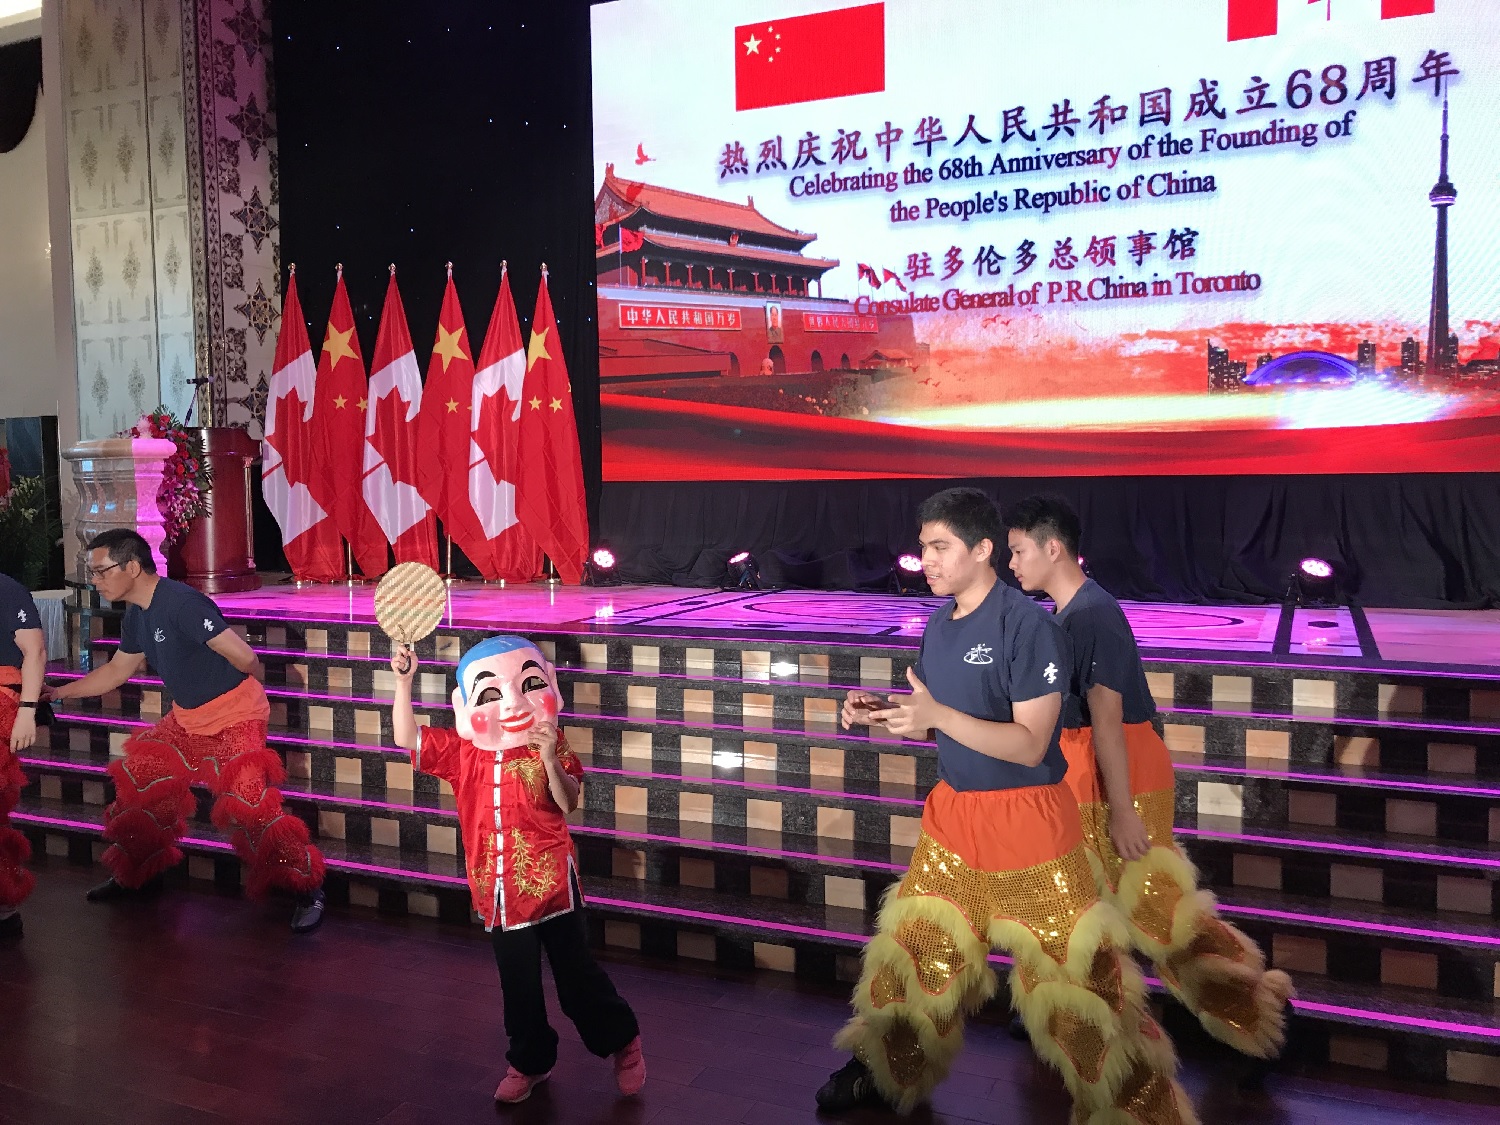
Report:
591,0,1500,479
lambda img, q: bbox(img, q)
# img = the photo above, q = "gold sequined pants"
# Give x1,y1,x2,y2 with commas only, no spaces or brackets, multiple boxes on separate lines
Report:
1065,725,1294,1059
835,781,1197,1123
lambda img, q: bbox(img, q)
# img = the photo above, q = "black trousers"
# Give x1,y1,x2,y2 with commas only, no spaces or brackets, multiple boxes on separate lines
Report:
490,906,639,1076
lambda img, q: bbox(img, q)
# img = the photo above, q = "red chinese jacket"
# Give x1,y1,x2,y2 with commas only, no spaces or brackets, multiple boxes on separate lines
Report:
413,725,585,931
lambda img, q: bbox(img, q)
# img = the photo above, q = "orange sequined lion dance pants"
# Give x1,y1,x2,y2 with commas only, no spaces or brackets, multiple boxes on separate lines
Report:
102,680,324,898
1062,723,1292,1059
0,684,37,910
837,781,1199,1124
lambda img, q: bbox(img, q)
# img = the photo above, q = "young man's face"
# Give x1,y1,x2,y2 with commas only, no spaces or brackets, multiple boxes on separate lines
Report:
1006,528,1061,593
918,520,993,598
452,645,562,752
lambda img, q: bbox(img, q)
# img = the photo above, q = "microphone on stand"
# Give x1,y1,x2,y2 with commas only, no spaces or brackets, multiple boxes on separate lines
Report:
183,377,212,425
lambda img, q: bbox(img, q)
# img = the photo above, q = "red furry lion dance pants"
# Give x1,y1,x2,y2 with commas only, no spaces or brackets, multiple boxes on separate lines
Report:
0,687,37,911
102,690,324,898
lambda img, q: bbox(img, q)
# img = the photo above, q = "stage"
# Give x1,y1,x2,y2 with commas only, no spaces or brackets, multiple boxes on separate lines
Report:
210,582,1500,673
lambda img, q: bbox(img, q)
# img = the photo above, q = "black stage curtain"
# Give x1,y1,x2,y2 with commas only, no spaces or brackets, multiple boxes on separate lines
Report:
271,0,602,541
600,476,1500,609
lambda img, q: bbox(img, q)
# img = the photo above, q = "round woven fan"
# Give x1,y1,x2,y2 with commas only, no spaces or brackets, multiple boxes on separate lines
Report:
374,562,449,672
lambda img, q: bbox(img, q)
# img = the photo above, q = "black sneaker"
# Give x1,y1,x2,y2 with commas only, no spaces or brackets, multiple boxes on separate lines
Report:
815,1057,885,1112
290,888,326,934
0,912,21,941
85,874,164,902
1008,1013,1030,1042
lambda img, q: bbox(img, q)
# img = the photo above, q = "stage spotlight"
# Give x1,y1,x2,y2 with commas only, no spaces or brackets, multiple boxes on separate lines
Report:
891,553,929,595
725,550,763,590
1293,556,1337,606
585,544,619,586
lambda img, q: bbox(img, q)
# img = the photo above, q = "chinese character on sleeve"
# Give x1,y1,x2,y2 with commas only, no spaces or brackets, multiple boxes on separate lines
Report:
906,252,934,282
1184,78,1227,121
1001,105,1037,144
1084,235,1116,268
912,116,948,156
719,141,749,178
953,114,993,147
1128,229,1157,266
874,120,904,161
1357,57,1397,102
941,246,965,280
1411,49,1459,96
1049,238,1078,270
1013,239,1038,275
973,245,1007,278
832,128,869,164
1045,99,1081,140
1139,87,1172,127
792,131,826,169
1236,76,1277,114
756,136,787,172
1165,227,1198,260
1088,95,1129,135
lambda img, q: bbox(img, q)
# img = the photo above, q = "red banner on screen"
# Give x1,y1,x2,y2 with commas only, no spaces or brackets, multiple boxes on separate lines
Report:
804,312,878,333
735,4,885,111
619,304,743,330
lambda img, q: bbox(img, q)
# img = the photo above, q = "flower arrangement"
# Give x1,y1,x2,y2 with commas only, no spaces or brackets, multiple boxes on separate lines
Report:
120,408,213,547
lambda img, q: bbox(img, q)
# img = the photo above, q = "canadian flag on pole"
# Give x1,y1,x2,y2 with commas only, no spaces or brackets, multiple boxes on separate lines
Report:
262,267,342,582
471,264,542,582
415,267,494,577
363,268,437,568
515,266,589,584
310,267,383,576
1228,0,1434,41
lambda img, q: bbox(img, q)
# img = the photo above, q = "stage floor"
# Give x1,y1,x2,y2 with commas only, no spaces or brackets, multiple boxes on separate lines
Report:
216,583,1500,674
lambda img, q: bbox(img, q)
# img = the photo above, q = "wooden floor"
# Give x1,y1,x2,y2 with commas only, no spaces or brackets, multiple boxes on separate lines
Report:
3,860,1498,1125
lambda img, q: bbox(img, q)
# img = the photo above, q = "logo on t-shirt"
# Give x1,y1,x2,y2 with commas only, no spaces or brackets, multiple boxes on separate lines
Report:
153,627,166,643
1044,662,1059,684
15,609,25,623
963,643,994,665
203,618,214,632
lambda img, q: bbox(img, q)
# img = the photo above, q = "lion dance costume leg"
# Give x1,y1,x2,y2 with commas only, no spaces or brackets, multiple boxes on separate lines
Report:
1064,724,1293,1060
0,692,37,911
103,711,324,897
836,781,1198,1123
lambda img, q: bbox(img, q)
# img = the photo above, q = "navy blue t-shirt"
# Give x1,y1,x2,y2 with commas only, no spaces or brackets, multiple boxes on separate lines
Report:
913,579,1069,792
120,578,246,709
1055,579,1156,729
0,573,42,669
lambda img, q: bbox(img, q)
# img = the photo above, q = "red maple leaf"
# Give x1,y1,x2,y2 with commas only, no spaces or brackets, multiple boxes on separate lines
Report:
472,384,513,486
365,388,423,491
265,386,317,490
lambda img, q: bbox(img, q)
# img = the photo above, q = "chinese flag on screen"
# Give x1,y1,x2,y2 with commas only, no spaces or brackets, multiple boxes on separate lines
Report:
735,3,884,111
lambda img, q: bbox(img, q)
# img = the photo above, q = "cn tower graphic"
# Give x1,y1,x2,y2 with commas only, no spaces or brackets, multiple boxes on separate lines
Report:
1425,96,1457,382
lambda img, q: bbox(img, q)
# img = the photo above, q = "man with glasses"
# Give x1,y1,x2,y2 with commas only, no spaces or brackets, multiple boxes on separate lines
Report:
0,570,46,939
49,529,326,932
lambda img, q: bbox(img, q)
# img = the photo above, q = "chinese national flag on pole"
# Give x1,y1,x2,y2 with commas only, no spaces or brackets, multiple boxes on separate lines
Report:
472,265,541,583
262,268,342,582
734,3,884,111
310,268,381,576
364,269,437,569
515,267,589,584
415,269,494,577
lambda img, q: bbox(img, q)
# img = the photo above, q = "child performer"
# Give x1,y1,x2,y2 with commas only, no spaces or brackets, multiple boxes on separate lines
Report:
1004,495,1292,1059
389,635,644,1104
818,488,1197,1124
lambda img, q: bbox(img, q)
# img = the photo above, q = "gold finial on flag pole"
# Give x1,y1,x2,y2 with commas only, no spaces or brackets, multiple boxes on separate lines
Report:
445,261,453,277
389,263,396,276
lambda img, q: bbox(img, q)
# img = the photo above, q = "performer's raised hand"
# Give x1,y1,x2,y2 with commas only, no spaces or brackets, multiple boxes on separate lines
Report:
530,719,559,762
841,689,888,729
391,644,418,684
872,668,943,737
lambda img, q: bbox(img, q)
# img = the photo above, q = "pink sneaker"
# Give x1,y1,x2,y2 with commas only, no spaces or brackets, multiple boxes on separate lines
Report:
494,1066,550,1103
613,1035,646,1096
